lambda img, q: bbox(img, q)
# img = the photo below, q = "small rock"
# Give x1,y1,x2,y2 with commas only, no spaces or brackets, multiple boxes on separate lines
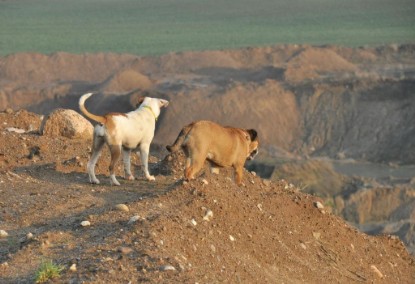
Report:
128,215,141,224
300,242,307,250
118,247,133,254
312,232,321,240
262,179,271,186
69,263,77,272
250,171,256,176
0,230,8,238
257,204,263,211
6,127,25,134
210,244,216,252
370,265,383,278
160,265,176,271
5,108,13,114
190,219,197,226
26,232,34,240
80,221,91,227
1,262,8,268
201,179,208,185
203,209,213,221
314,201,324,209
229,235,235,242
115,204,129,212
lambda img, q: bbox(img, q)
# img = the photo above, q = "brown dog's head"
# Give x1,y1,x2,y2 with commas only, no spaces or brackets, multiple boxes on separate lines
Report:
245,129,259,160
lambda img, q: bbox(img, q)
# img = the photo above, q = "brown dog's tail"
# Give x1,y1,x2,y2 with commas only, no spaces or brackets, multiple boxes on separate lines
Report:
166,124,193,152
79,93,106,124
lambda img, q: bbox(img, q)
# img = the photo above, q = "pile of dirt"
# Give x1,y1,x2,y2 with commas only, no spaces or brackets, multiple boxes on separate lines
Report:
284,47,357,83
0,109,414,283
101,69,153,93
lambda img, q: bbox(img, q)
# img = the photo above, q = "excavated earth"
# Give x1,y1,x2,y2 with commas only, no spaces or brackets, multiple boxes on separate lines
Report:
1,44,415,283
0,106,414,283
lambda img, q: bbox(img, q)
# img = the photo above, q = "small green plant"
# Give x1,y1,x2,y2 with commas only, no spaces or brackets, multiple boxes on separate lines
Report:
34,260,64,283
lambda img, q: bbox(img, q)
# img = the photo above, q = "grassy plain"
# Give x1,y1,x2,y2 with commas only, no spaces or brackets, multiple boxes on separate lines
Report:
0,0,414,56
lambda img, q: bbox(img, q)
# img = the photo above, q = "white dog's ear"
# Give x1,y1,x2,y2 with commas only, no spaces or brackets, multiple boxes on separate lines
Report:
135,96,146,108
158,99,169,107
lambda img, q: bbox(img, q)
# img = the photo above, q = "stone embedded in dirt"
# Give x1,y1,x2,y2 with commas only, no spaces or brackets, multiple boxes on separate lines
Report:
69,263,77,272
160,265,176,272
6,127,25,134
190,219,197,226
314,201,324,209
115,204,129,212
40,108,93,139
118,247,133,254
370,265,384,278
229,235,235,242
313,232,321,240
80,221,91,227
0,230,8,238
201,179,209,185
262,179,271,186
203,209,213,221
128,215,141,224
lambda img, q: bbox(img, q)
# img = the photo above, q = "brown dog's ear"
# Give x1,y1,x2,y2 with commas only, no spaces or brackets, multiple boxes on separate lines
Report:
246,129,258,141
135,96,146,108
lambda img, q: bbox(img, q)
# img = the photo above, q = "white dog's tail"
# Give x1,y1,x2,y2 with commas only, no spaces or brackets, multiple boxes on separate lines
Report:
79,93,106,124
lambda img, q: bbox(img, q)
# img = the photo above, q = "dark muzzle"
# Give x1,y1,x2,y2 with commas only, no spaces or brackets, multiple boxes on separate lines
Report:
247,148,258,160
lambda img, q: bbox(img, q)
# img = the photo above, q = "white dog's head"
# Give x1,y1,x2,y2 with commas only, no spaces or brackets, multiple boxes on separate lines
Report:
139,97,169,119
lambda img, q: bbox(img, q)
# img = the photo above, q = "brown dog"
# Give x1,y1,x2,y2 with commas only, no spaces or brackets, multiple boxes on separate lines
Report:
166,120,259,185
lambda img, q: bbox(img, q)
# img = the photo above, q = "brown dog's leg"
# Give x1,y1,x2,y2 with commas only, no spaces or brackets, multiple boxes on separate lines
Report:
185,158,204,181
234,164,244,186
109,144,122,186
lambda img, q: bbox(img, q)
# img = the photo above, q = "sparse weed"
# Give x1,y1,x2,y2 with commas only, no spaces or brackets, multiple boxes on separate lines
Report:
34,260,64,284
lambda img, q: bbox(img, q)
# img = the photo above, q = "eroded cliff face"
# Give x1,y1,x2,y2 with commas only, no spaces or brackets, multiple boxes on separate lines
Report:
296,79,415,164
2,44,413,164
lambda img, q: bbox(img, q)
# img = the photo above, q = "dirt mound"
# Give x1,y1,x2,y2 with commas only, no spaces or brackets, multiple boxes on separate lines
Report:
284,47,357,83
101,69,153,93
0,52,137,84
0,109,414,283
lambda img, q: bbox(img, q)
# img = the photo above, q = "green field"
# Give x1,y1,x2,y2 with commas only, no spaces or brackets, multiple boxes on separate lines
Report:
0,0,414,56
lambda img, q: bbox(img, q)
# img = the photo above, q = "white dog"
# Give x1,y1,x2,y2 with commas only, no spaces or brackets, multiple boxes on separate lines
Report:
79,92,169,185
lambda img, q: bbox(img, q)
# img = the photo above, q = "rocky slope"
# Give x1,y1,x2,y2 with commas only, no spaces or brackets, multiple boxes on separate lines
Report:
0,44,414,261
0,109,414,283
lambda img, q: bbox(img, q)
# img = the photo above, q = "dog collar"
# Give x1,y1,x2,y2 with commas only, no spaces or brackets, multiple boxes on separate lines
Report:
143,105,158,121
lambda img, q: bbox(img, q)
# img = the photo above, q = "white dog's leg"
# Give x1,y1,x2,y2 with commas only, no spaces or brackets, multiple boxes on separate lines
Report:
140,143,155,181
109,145,122,186
123,148,134,180
87,135,105,184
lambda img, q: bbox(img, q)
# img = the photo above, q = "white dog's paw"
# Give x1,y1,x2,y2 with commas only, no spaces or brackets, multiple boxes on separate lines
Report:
110,175,121,186
125,175,135,181
89,177,100,184
146,175,156,181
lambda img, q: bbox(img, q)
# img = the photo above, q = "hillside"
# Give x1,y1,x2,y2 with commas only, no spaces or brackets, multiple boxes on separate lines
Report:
0,109,414,283
0,44,415,282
